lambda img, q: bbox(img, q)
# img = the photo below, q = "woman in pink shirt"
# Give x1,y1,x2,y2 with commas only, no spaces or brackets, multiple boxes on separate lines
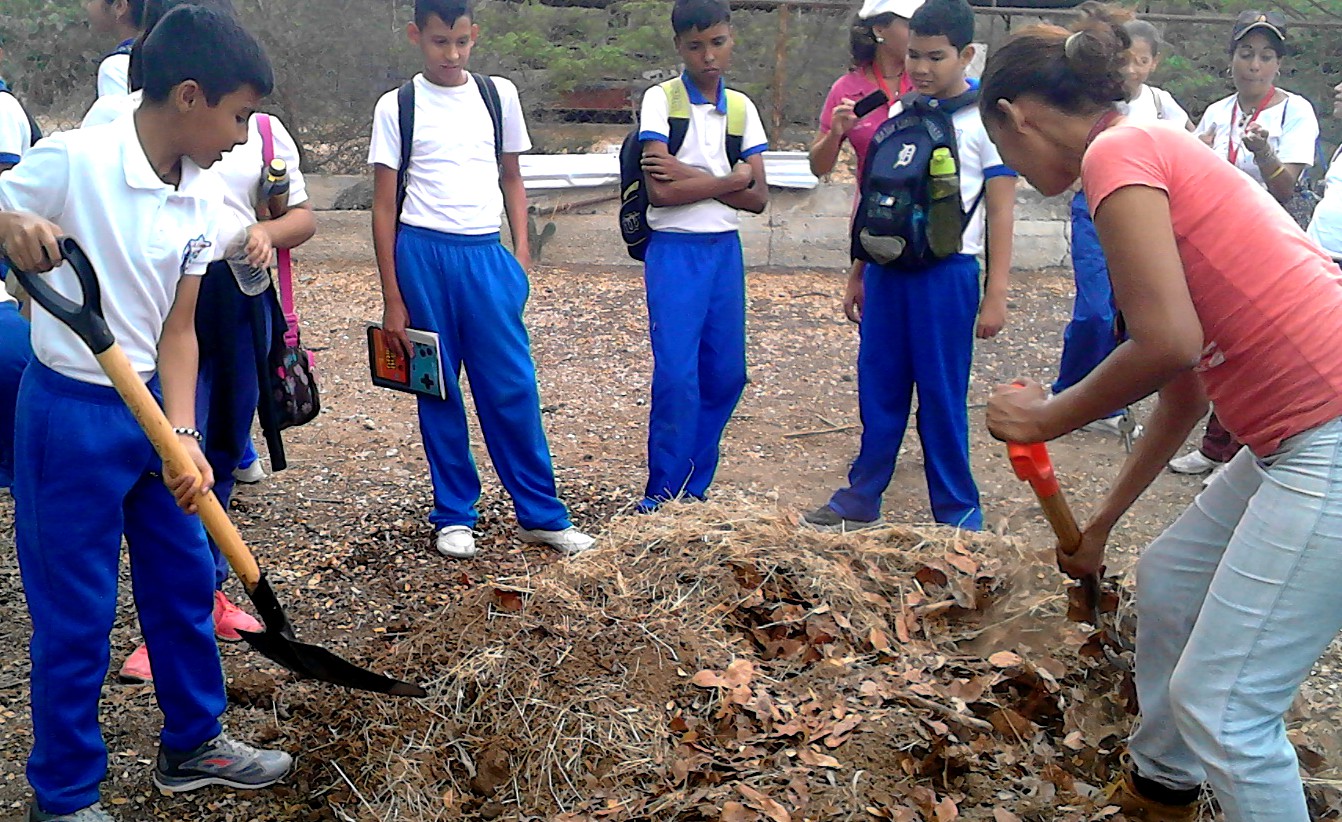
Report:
809,0,921,323
979,9,1342,822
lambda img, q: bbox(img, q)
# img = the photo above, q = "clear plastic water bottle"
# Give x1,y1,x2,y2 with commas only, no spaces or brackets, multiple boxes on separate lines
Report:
228,160,291,296
927,147,962,259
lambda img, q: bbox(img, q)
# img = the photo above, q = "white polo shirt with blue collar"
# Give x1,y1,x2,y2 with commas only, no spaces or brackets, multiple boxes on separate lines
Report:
0,113,222,385
638,73,768,235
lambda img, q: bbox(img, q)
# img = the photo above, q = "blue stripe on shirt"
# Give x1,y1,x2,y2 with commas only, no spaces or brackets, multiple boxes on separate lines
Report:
984,164,1017,179
740,144,768,159
638,131,669,144
0,153,20,166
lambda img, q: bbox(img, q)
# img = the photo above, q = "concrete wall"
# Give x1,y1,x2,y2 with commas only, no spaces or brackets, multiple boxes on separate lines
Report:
302,175,1072,271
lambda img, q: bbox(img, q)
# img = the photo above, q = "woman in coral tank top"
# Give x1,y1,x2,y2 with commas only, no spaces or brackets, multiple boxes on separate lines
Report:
979,8,1342,822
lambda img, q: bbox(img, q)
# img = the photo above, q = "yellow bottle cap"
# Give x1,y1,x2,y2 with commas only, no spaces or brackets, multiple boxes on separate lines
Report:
266,158,288,181
929,147,955,176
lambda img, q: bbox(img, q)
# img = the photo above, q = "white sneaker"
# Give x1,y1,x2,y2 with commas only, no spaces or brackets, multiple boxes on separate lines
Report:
1202,462,1229,488
232,461,267,484
1169,450,1218,475
435,526,479,559
519,526,596,555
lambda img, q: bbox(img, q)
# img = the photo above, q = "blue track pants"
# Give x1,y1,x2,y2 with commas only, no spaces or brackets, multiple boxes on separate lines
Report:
15,364,225,815
395,226,570,532
642,230,748,507
828,254,982,529
0,301,33,488
1055,191,1120,407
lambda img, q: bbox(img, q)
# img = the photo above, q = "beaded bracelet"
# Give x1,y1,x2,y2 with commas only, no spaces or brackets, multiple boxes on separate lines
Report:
172,427,203,442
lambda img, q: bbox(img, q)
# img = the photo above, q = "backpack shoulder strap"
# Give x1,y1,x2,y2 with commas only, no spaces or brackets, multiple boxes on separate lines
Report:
395,81,415,228
256,113,299,344
723,88,749,166
724,88,748,137
257,113,274,164
472,72,504,165
661,78,691,120
659,78,691,156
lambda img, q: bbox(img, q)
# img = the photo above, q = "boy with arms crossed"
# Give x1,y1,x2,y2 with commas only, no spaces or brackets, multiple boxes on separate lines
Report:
637,0,769,512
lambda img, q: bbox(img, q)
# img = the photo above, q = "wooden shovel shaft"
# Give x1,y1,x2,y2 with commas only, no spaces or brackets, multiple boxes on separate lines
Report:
1038,491,1084,556
96,343,262,588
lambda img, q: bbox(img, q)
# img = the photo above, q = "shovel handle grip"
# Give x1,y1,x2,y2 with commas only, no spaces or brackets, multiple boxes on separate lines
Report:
6,238,115,355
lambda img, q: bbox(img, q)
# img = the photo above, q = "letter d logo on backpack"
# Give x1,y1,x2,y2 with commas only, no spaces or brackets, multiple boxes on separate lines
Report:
852,90,984,271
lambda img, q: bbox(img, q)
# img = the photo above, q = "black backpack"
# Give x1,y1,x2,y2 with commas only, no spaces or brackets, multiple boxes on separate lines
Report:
618,78,748,261
394,73,504,230
851,88,983,270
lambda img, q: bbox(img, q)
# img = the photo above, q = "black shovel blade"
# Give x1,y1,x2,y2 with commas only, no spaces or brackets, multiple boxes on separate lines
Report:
239,573,427,698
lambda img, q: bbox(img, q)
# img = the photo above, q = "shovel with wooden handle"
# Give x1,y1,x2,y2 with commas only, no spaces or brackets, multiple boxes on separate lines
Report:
1007,441,1102,626
9,238,426,698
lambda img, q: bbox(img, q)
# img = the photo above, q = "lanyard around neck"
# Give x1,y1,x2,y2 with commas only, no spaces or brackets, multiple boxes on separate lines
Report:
1228,86,1276,166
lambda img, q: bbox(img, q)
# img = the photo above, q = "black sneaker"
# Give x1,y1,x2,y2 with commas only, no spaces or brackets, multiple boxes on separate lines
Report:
28,804,113,822
153,733,293,793
802,506,879,532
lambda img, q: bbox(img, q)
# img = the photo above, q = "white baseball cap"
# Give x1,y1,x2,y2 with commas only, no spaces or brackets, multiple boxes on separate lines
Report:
858,0,925,20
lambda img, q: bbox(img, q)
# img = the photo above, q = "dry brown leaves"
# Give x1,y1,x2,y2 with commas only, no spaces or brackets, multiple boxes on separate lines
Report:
257,495,1178,821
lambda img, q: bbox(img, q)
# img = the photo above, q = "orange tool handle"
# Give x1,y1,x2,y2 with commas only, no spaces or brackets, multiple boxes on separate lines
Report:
1007,442,1083,556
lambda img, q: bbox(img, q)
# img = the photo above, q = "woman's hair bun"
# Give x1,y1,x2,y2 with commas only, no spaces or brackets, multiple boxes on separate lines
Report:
1063,1,1133,104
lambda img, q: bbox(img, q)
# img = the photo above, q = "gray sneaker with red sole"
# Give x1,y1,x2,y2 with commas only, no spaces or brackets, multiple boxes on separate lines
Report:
153,733,292,793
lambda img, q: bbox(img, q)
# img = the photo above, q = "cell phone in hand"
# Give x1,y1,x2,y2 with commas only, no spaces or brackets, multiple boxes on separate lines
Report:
852,89,890,119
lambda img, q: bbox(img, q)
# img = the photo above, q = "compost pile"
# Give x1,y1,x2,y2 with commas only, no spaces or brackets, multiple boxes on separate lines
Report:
265,496,1340,821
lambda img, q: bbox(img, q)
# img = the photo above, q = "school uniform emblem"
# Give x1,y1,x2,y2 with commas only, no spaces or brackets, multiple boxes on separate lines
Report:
180,234,213,276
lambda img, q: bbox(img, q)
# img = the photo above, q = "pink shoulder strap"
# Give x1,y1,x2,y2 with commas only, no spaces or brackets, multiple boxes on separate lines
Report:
257,113,299,347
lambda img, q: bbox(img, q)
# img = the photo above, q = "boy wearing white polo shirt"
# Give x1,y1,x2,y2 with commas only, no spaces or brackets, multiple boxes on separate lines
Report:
370,0,593,560
0,8,290,820
636,0,768,512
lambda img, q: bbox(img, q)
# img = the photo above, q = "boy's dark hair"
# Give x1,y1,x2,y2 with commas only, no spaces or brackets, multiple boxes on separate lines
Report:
129,0,238,90
909,0,975,50
672,0,730,36
415,0,472,28
140,5,273,104
849,12,898,67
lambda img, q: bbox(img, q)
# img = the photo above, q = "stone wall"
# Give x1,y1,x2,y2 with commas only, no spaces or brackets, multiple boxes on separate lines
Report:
303,175,1072,271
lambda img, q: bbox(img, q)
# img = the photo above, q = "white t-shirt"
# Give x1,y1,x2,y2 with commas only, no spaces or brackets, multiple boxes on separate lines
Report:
0,116,222,385
368,73,530,236
81,88,139,129
0,92,32,166
638,80,769,234
1119,85,1190,129
1308,147,1342,260
97,52,131,99
1196,90,1319,186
